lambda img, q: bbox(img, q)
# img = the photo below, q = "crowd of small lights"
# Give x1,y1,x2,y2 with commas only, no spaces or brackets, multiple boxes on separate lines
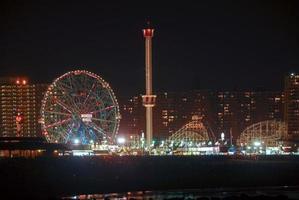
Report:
65,132,297,157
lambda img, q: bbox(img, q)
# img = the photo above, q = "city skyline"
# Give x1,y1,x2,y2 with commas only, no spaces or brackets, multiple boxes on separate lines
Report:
0,1,298,97
0,0,298,148
0,74,290,141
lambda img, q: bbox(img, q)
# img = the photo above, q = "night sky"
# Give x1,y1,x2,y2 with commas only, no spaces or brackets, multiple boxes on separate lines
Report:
0,1,298,97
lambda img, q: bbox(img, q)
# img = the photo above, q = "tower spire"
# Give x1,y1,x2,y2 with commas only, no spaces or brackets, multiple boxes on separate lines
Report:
142,24,156,148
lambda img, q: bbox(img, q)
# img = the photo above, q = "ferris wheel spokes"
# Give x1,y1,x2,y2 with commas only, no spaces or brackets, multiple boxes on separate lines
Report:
90,117,115,123
44,118,72,129
90,105,115,114
43,110,72,117
85,122,106,138
83,81,97,106
53,98,74,114
55,82,82,112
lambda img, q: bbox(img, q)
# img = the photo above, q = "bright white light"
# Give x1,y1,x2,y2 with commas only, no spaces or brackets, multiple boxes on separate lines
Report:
90,140,94,144
179,141,184,147
150,141,155,147
221,132,225,141
254,141,261,146
74,138,80,145
291,73,295,76
72,150,93,156
117,137,125,144
170,141,174,147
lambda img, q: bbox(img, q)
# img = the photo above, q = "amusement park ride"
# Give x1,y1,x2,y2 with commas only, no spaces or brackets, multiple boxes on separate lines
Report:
40,70,120,145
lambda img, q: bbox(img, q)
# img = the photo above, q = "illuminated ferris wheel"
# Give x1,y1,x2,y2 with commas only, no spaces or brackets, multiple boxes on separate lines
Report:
40,70,120,144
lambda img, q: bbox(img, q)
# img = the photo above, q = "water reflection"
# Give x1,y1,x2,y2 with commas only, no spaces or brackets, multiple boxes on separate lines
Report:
63,186,299,200
64,191,199,200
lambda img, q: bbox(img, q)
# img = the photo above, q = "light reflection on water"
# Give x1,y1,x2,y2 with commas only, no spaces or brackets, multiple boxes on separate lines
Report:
63,186,299,200
64,190,203,200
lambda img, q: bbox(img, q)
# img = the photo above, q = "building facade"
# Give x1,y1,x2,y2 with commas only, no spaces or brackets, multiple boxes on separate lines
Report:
0,77,48,137
211,91,284,143
120,90,284,143
284,73,299,140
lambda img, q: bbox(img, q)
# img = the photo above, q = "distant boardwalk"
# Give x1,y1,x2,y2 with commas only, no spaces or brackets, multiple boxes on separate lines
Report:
1,155,299,199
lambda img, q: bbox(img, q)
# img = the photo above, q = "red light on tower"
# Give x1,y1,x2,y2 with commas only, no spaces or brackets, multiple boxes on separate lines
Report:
22,80,27,85
16,80,20,84
143,29,154,37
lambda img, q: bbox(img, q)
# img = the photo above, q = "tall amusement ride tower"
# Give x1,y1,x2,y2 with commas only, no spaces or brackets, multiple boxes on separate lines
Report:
142,25,156,147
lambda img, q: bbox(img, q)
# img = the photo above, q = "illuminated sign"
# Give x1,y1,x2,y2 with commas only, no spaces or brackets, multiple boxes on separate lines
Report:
81,114,92,122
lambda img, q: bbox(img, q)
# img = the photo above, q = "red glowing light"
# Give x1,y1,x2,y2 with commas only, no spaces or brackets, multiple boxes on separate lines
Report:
143,29,154,37
16,80,20,84
22,80,27,85
16,113,23,122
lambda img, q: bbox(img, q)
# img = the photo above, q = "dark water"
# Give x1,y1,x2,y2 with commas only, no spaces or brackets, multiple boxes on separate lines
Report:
1,156,299,199
64,186,299,200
